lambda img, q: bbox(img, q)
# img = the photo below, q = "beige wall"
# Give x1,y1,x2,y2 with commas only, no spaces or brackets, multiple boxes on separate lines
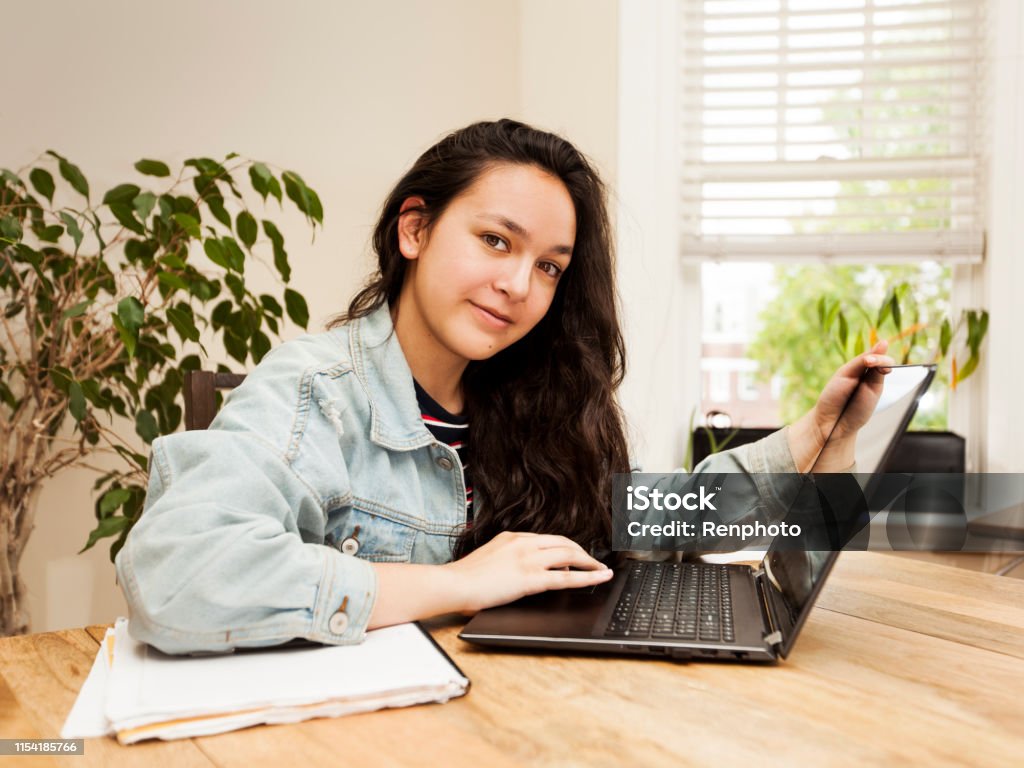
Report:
518,0,619,185
6,0,619,631
983,0,1024,473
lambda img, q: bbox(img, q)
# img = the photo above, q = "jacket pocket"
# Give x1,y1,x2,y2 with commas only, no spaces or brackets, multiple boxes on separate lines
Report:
328,506,417,562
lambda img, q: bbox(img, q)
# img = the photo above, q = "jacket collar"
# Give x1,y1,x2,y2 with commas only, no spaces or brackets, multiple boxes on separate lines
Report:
349,302,436,451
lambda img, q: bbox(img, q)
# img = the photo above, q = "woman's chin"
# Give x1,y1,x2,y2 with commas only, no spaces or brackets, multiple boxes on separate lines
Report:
457,336,511,362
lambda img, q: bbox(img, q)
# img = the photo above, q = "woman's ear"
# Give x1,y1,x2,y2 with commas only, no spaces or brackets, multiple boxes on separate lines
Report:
397,197,428,260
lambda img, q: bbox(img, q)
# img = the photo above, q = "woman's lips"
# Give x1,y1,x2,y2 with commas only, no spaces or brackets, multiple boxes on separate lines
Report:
470,302,513,329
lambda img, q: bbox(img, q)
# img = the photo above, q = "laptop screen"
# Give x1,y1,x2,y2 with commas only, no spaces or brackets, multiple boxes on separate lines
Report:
762,364,935,656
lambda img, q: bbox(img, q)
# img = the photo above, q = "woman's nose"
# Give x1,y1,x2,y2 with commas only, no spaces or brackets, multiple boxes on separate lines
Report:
494,257,532,302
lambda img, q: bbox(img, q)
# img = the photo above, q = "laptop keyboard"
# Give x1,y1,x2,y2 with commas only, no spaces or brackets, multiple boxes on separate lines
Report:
604,561,735,643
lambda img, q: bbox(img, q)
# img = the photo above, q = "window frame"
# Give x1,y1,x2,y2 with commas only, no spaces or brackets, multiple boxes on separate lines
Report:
618,0,999,471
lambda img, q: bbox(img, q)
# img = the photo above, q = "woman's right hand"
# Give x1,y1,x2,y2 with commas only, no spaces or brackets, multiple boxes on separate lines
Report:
443,531,613,615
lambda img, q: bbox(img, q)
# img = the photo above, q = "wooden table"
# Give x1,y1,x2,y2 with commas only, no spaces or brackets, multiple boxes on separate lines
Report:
2,552,1023,767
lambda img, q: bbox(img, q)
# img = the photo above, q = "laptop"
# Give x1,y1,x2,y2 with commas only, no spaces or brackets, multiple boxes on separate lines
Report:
460,364,936,663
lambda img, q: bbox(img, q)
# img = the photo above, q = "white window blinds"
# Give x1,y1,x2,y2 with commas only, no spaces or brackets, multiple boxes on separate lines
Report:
680,0,988,263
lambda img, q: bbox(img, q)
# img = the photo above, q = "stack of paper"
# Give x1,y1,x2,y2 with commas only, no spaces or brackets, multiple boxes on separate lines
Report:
61,618,470,744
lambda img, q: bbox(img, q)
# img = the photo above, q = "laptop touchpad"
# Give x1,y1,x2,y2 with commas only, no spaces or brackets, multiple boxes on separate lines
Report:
471,580,617,639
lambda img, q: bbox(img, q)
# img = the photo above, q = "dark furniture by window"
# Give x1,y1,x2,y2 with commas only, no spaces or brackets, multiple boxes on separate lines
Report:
183,371,247,430
692,429,966,474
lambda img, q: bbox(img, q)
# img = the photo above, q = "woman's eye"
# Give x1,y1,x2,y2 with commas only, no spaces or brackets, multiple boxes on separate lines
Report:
538,261,563,279
482,233,509,251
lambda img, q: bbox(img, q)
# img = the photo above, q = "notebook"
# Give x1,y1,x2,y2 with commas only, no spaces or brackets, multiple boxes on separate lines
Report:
61,618,470,744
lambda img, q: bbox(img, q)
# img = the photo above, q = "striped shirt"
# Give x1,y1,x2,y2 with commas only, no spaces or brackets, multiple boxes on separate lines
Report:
413,380,473,522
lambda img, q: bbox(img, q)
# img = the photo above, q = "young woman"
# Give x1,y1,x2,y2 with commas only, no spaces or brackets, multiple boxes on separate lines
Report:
116,119,894,653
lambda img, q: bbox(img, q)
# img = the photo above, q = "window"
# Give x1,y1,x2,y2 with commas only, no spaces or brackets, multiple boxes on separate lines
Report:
707,369,732,402
683,0,988,428
738,372,761,400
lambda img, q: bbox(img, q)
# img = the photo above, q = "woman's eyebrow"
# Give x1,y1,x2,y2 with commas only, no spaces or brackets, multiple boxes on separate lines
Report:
476,213,573,256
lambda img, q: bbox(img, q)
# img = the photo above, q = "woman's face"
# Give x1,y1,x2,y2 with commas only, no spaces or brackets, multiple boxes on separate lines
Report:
395,162,576,367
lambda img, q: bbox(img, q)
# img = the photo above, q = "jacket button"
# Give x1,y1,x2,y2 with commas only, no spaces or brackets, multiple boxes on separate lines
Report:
436,456,454,471
328,610,349,635
340,537,359,556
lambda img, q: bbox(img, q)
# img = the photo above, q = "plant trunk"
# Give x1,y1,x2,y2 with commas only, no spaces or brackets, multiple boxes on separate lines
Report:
0,485,39,636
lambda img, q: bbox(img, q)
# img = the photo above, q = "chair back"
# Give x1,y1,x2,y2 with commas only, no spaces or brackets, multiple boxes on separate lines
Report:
183,371,247,430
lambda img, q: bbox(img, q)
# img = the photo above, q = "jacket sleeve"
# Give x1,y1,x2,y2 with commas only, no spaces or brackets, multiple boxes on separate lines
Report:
692,425,802,515
115,428,378,654
115,333,378,655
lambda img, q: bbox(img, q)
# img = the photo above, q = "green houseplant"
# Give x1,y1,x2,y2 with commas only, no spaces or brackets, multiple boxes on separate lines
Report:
748,266,987,430
0,151,320,635
817,280,988,392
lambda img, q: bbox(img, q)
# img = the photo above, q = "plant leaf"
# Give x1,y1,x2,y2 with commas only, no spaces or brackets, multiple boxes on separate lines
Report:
221,236,246,272
282,171,323,224
102,183,141,205
167,305,200,342
224,273,245,302
113,316,137,357
99,488,133,518
49,366,74,394
206,195,232,228
173,212,201,239
251,330,271,362
134,159,171,177
966,310,980,355
223,329,248,363
134,191,157,222
266,176,282,204
29,168,55,202
876,293,892,328
109,202,145,235
157,272,189,292
824,301,839,333
262,220,290,281
939,318,952,357
46,151,90,199
135,410,159,443
62,299,92,320
58,212,84,249
69,381,86,421
284,288,309,329
211,299,233,329
957,354,979,383
260,294,283,317
0,215,24,242
117,296,145,332
203,238,230,270
236,210,257,249
36,224,64,242
79,515,131,553
249,163,272,201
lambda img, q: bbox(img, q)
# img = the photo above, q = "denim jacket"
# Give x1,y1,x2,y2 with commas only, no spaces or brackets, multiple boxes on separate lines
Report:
116,303,799,654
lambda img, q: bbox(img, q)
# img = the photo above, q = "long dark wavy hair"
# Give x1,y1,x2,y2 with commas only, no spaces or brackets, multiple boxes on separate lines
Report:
331,119,630,559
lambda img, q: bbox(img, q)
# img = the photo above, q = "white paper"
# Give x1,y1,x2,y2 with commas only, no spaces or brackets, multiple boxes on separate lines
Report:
60,629,114,738
62,619,468,743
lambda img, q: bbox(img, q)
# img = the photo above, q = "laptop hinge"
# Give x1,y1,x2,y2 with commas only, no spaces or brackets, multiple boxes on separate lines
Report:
753,569,782,648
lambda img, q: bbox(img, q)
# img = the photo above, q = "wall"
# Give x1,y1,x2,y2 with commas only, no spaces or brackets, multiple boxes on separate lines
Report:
616,0,692,471
984,0,1024,473
518,0,619,185
5,0,620,631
